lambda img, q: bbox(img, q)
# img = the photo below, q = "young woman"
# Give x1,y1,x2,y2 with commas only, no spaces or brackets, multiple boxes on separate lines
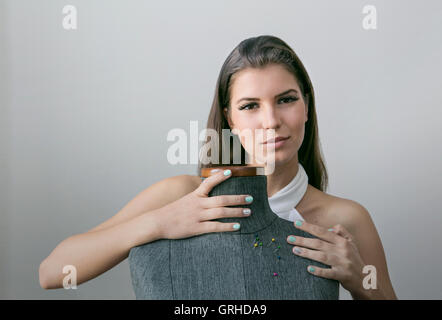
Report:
39,35,397,299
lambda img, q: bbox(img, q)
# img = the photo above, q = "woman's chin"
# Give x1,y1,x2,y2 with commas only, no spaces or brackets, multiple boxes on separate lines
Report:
247,147,295,167
252,155,284,168
263,150,297,167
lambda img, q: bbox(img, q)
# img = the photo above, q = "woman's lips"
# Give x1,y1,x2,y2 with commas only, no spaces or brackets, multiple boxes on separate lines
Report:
262,136,290,149
262,136,290,144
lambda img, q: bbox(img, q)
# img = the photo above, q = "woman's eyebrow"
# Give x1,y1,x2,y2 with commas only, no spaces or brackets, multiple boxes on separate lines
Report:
236,89,298,104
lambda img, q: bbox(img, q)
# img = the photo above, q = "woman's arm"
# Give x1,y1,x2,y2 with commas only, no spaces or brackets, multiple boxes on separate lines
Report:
38,210,161,289
39,175,199,289
342,201,398,299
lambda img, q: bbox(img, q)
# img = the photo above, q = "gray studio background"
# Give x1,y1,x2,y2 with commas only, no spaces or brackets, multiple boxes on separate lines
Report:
1,0,441,299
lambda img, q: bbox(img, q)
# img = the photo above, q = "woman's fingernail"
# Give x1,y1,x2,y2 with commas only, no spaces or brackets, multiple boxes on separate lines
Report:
328,228,334,232
224,169,231,176
293,247,302,254
288,236,296,243
295,220,303,227
243,208,251,215
233,223,240,230
308,266,315,273
245,196,253,203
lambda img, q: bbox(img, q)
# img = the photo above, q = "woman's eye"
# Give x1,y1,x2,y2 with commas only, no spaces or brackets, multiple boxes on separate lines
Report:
279,96,298,104
239,96,298,111
239,103,257,111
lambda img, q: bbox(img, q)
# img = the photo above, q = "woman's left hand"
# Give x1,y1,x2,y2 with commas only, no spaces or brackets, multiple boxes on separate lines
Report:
287,220,367,295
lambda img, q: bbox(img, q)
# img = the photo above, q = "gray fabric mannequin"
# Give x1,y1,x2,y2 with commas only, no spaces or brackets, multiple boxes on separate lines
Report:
128,173,339,300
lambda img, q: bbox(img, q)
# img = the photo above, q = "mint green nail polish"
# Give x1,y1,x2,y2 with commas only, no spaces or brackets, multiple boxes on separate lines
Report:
245,196,253,203
328,228,334,232
224,169,231,176
233,223,240,230
288,236,296,243
295,220,303,227
308,266,315,273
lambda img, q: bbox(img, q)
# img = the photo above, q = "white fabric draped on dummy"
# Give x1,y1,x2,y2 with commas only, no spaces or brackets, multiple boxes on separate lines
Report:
268,163,308,222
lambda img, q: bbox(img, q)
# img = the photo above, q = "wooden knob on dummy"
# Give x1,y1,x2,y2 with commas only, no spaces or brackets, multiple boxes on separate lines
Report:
200,166,265,178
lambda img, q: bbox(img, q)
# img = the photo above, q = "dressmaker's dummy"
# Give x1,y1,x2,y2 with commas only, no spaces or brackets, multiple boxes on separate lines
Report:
128,166,339,299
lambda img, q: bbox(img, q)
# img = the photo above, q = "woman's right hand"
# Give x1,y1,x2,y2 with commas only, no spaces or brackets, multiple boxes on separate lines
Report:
154,169,253,240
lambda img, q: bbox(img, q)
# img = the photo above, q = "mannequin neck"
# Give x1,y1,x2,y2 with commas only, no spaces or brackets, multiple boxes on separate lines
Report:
209,175,277,234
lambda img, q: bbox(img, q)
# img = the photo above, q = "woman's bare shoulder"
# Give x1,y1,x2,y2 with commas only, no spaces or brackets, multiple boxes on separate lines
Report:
166,174,202,195
302,185,370,232
320,190,371,234
86,174,201,233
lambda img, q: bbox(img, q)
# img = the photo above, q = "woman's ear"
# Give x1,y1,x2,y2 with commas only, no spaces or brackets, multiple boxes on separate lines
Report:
223,107,233,128
304,96,309,122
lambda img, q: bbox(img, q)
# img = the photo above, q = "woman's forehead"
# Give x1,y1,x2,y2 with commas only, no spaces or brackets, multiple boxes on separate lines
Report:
230,66,301,102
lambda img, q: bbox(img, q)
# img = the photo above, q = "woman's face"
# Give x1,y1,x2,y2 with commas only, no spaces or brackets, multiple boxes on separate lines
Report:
224,63,308,167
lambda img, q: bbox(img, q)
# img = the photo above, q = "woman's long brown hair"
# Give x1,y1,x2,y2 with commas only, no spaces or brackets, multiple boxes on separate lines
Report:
197,35,329,192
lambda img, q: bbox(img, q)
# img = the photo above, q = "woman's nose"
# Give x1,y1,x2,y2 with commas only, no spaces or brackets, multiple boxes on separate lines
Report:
261,105,282,129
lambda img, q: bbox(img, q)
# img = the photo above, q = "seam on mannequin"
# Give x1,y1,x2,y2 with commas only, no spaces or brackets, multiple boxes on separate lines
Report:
169,240,175,299
241,215,279,235
238,233,247,299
